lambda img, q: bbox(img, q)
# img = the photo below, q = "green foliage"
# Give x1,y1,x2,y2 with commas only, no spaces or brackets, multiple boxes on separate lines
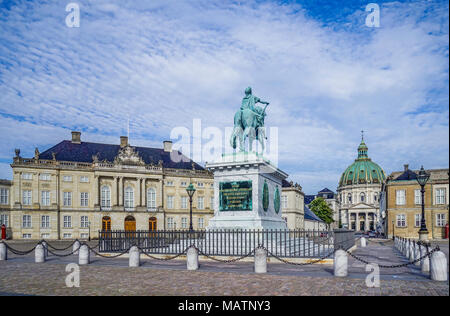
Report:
309,197,334,226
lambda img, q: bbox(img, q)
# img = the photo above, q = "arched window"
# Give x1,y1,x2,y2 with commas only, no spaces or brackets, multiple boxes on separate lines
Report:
149,217,157,231
101,186,111,209
125,186,134,209
147,188,156,209
348,193,352,204
360,192,365,202
374,193,377,202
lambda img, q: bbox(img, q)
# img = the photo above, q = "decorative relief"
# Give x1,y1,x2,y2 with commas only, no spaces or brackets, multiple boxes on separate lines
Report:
114,145,145,166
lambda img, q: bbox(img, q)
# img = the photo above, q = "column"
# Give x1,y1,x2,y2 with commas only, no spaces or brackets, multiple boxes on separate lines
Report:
142,179,146,208
365,212,369,231
137,178,142,207
94,175,99,207
113,176,118,206
119,177,124,206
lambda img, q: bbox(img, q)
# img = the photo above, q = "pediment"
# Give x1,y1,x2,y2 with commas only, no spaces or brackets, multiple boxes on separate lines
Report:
349,202,374,210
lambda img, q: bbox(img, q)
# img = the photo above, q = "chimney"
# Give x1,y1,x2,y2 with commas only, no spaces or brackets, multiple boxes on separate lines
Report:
163,140,172,152
71,131,81,144
120,136,128,148
404,164,409,172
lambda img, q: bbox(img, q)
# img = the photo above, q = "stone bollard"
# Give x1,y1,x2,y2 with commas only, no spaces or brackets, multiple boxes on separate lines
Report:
420,244,430,274
78,244,90,265
334,249,348,277
409,243,415,261
360,237,366,248
73,240,81,255
0,242,7,261
129,246,140,267
187,246,199,271
430,251,448,281
414,243,421,266
405,241,410,258
254,247,267,274
35,244,45,263
41,241,48,258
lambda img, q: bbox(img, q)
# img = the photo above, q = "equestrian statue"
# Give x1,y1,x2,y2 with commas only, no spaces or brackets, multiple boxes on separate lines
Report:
230,87,269,153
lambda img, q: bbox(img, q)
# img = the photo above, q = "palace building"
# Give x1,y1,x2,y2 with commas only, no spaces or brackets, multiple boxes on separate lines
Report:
1,131,215,240
337,137,386,232
383,165,448,239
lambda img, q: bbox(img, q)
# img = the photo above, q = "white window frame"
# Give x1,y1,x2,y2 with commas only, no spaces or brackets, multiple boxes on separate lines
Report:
197,182,204,188
124,186,134,209
167,217,174,229
181,196,188,209
167,196,174,209
281,195,288,209
41,191,50,206
63,215,72,228
396,190,406,205
79,176,89,183
435,188,446,205
414,214,421,228
80,216,89,228
22,234,32,239
198,217,204,229
101,186,111,209
0,188,8,205
22,215,32,228
22,190,32,205
41,215,50,229
63,192,72,206
414,189,421,205
396,214,406,227
197,196,204,210
0,214,9,227
40,173,51,181
181,217,188,229
80,192,89,207
22,173,32,180
436,213,446,227
63,233,72,239
147,188,156,209
63,175,72,182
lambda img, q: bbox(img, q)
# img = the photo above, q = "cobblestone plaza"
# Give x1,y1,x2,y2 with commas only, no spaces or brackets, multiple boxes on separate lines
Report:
0,240,448,296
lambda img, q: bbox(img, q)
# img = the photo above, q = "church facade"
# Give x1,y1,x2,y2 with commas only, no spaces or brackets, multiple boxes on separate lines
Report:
337,138,386,232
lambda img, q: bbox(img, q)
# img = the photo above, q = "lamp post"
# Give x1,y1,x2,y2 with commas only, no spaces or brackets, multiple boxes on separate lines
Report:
88,221,91,241
186,183,196,232
416,166,430,242
392,219,394,240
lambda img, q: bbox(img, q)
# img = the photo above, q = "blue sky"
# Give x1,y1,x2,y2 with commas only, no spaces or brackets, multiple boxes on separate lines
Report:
0,0,448,194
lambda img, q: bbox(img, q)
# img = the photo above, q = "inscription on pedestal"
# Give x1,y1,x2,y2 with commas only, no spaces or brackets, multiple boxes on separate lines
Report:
219,181,252,211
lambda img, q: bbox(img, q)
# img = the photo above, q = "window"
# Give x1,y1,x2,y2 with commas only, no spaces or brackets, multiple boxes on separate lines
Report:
396,214,406,227
198,217,204,229
373,193,377,202
0,214,9,227
22,234,32,239
197,197,204,210
360,192,365,202
63,216,72,228
80,192,89,207
281,195,288,209
181,217,188,229
22,215,32,228
63,233,72,239
415,214,421,227
63,192,72,206
80,216,89,228
167,217,175,229
0,188,8,205
22,173,32,180
63,175,72,182
41,233,50,239
210,196,214,209
414,189,421,205
22,190,32,205
436,214,446,227
166,181,174,186
40,173,50,181
181,196,188,209
348,194,352,204
101,186,111,209
125,187,134,209
41,191,50,206
180,181,187,187
396,190,406,205
197,182,204,187
436,188,446,205
147,188,156,209
41,215,50,228
80,176,89,183
80,233,89,239
167,196,174,209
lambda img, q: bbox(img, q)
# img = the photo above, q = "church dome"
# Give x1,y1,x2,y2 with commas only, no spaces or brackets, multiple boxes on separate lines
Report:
339,138,386,187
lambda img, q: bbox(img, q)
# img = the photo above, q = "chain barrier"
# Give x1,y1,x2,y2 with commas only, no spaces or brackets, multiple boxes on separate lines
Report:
137,245,190,261
260,245,337,266
193,245,257,263
5,243,38,256
86,243,133,259
46,244,82,258
43,239,79,251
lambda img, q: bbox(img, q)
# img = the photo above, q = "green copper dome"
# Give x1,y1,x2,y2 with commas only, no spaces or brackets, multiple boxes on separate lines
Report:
339,138,386,187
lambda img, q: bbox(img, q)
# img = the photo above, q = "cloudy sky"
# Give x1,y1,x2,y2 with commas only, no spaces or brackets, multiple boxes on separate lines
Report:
0,0,448,194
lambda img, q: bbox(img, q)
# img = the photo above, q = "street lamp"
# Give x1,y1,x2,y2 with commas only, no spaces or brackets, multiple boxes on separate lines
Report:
186,183,196,232
88,221,91,241
416,166,430,242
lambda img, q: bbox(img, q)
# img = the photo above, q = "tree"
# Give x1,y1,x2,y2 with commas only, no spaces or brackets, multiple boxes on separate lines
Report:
309,197,334,229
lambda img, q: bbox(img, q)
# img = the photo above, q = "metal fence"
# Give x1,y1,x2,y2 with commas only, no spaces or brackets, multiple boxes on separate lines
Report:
99,229,355,258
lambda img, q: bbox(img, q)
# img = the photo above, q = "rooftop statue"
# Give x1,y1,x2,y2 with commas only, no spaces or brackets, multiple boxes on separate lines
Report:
230,87,269,153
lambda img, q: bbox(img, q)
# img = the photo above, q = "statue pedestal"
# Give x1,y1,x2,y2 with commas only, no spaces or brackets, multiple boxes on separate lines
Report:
206,152,288,230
